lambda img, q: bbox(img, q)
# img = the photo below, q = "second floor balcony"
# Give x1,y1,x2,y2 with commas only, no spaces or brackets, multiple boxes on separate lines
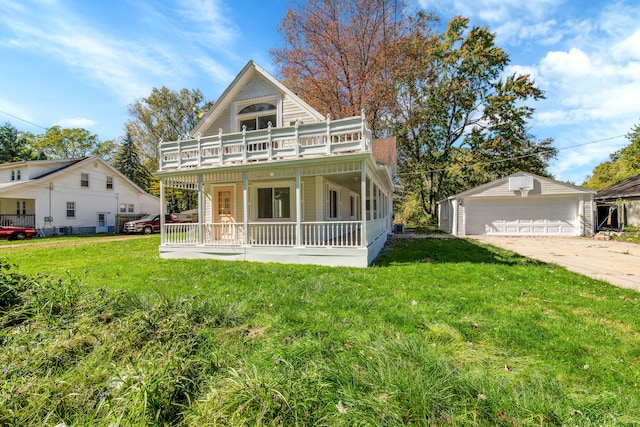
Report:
158,114,372,172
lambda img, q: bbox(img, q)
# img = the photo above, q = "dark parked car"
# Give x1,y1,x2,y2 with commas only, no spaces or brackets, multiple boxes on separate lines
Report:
123,214,190,234
0,225,38,240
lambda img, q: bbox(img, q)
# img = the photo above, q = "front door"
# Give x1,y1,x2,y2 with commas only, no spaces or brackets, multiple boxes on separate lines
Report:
97,212,108,233
214,186,236,241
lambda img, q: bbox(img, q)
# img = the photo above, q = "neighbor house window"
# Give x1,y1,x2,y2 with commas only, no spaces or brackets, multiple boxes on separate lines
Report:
80,173,89,188
106,176,113,190
128,204,134,213
258,187,290,219
66,202,76,218
238,102,277,131
16,201,26,215
10,170,21,181
119,203,126,213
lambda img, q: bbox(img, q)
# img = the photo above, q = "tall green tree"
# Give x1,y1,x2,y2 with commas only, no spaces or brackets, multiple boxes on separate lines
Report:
125,87,212,211
393,16,555,218
25,126,115,161
125,87,211,169
112,132,152,191
0,122,38,162
583,123,640,189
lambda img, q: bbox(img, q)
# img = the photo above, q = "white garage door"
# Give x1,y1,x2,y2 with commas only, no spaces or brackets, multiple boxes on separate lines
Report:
465,196,580,236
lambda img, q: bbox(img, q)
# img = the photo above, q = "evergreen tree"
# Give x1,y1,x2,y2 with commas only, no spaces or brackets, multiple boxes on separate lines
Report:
113,132,152,190
0,122,37,163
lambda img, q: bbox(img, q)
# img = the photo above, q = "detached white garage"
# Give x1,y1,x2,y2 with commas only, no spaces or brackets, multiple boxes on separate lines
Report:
437,172,596,237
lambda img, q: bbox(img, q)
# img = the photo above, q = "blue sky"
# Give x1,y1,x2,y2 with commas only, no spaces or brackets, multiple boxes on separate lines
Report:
1,0,639,184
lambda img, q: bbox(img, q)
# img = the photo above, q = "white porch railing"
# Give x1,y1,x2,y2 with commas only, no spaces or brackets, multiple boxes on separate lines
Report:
163,221,367,248
302,221,361,247
158,114,372,171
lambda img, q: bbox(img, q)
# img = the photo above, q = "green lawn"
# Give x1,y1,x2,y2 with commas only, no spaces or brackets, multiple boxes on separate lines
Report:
1,236,639,426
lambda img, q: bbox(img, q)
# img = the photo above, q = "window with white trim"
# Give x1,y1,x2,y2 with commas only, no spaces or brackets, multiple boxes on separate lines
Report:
329,189,338,219
106,176,113,190
238,102,277,131
80,173,89,188
258,187,290,219
66,201,76,218
16,201,26,215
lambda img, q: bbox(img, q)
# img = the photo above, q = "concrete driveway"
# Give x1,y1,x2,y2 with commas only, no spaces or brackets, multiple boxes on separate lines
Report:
468,236,640,292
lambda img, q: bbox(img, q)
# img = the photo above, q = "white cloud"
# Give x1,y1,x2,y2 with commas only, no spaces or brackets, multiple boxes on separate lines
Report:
0,0,239,105
540,48,592,77
55,118,97,128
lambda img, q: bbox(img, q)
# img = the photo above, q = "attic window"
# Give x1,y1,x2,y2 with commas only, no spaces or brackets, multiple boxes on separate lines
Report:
238,102,277,131
239,103,276,114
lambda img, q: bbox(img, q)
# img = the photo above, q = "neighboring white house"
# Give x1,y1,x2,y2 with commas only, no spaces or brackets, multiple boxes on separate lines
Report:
0,156,160,235
437,171,596,237
155,60,396,267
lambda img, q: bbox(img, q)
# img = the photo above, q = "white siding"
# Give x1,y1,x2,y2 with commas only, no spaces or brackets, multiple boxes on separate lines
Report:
302,177,316,221
204,106,232,136
282,95,321,126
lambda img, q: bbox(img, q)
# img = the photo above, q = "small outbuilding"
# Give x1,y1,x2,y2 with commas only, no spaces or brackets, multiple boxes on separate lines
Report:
437,171,596,237
595,173,640,229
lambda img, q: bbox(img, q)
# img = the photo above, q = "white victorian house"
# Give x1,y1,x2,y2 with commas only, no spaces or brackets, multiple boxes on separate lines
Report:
0,156,160,235
155,61,396,267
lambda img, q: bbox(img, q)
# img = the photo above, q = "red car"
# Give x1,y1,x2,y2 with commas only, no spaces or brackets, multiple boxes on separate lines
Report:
0,225,38,240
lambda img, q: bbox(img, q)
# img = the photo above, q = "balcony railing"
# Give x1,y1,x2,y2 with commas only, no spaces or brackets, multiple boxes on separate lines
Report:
158,114,372,171
163,221,366,248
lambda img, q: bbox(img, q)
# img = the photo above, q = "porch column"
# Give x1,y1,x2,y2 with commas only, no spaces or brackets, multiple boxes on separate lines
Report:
360,160,367,248
243,171,249,246
369,178,374,221
159,178,165,245
197,175,204,245
295,167,302,247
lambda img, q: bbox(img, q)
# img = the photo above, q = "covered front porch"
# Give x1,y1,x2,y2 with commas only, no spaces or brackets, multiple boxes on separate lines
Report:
157,155,393,267
0,198,36,227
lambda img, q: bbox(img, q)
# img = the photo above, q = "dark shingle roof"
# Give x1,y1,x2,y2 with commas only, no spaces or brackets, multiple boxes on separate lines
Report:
596,174,640,199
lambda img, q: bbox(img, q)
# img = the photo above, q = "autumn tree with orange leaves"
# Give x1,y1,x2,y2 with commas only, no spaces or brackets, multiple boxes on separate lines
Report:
272,0,409,136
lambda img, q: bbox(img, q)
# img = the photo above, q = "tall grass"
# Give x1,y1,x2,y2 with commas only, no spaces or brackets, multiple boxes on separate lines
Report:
1,236,639,425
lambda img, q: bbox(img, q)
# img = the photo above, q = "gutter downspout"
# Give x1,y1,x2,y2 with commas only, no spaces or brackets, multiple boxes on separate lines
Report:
451,199,458,236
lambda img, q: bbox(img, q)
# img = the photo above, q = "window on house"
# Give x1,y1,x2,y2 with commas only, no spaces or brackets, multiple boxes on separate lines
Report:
119,203,126,213
66,202,76,218
106,176,113,190
10,170,21,181
81,173,89,188
258,187,290,219
350,195,356,218
128,204,134,213
238,102,277,131
329,189,339,219
16,201,26,215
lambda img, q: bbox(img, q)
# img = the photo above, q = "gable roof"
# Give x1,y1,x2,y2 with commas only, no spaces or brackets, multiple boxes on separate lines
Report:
0,156,158,200
596,173,640,199
190,60,325,137
441,171,595,202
